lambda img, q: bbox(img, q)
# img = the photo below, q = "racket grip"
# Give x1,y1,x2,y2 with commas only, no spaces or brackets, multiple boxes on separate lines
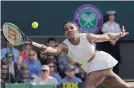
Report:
32,42,42,48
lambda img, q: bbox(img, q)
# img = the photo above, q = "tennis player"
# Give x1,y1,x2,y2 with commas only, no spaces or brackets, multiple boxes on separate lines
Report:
41,21,134,88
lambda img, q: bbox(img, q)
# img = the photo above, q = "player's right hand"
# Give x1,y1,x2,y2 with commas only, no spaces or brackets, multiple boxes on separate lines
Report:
40,44,47,53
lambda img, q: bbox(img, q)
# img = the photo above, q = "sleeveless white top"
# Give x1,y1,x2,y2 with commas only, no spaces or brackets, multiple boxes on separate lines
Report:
63,33,95,65
63,33,118,73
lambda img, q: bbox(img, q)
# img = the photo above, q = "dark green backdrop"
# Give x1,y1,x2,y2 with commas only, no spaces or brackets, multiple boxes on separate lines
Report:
1,1,134,40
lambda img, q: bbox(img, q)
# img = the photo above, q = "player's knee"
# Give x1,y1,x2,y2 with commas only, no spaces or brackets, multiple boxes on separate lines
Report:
127,84,134,88
84,85,96,88
123,84,134,88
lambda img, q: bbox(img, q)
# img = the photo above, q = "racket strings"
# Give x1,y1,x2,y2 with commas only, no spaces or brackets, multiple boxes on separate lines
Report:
3,23,23,45
8,26,17,43
3,22,33,46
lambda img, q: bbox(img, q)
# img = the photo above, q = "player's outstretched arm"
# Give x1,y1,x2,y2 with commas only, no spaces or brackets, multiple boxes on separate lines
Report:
41,43,68,55
86,26,129,42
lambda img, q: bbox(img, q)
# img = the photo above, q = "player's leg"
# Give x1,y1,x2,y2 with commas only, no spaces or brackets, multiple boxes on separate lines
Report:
84,68,112,88
102,71,134,88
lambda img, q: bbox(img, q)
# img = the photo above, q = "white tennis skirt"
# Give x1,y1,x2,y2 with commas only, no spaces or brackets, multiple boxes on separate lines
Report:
81,51,118,73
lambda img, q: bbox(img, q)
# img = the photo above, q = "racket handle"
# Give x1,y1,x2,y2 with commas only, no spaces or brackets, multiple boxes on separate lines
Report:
32,42,42,48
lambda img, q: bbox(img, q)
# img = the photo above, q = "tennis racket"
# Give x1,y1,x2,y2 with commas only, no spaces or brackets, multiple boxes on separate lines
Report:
2,22,45,50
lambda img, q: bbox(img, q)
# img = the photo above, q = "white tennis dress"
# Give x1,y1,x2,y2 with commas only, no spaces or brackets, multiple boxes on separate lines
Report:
63,33,118,73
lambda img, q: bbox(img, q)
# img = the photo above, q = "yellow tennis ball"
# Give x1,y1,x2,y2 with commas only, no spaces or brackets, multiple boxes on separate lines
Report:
32,21,38,29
